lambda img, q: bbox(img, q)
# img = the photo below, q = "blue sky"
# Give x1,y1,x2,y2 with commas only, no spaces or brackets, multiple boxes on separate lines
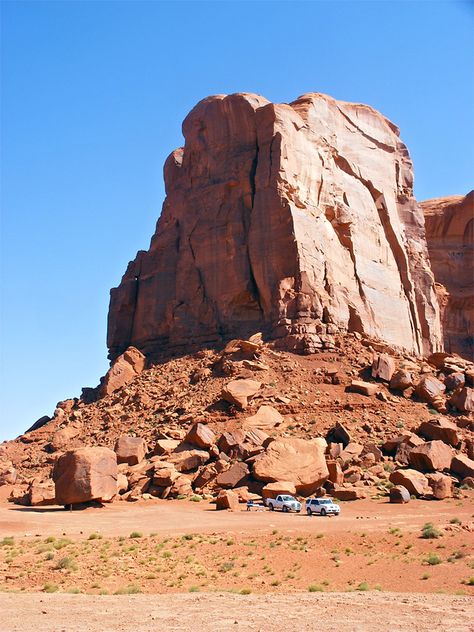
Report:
1,0,473,441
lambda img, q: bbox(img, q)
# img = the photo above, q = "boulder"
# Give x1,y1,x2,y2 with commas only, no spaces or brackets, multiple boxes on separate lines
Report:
372,353,396,382
339,442,364,466
348,381,380,397
326,422,351,448
221,379,261,409
114,436,147,466
168,446,210,472
461,476,474,489
99,347,145,397
333,486,367,500
389,485,411,503
444,372,465,391
408,440,453,472
27,480,56,506
184,423,216,449
0,461,17,486
154,439,180,456
153,462,179,487
417,419,460,447
107,93,442,362
215,489,240,511
326,460,344,485
261,481,296,500
426,473,453,499
218,430,247,457
252,437,328,495
361,442,382,462
389,469,430,496
117,473,129,494
215,462,249,489
450,387,474,413
415,375,446,409
50,426,82,452
451,454,474,479
244,405,283,429
53,447,118,505
389,369,413,391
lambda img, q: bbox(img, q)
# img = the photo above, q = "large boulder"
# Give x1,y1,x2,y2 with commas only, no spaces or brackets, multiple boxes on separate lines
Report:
451,454,474,479
417,419,460,447
389,485,411,503
27,480,57,506
261,481,296,500
415,375,446,410
372,353,396,382
389,469,430,496
215,489,240,511
389,369,413,391
107,92,442,363
449,387,474,413
53,447,118,505
215,462,249,489
408,440,453,472
244,405,283,429
221,379,261,409
114,436,147,466
426,473,453,499
184,423,216,449
252,437,328,495
99,347,145,397
168,446,210,472
0,461,17,486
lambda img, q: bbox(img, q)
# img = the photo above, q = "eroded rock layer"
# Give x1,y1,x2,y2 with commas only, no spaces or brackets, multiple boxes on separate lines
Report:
422,191,474,359
108,92,442,360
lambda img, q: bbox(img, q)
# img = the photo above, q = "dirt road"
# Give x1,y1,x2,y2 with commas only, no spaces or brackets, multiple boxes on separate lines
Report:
2,497,473,539
2,592,473,632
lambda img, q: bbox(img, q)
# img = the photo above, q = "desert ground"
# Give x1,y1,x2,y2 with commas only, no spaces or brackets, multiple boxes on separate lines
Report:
1,497,473,631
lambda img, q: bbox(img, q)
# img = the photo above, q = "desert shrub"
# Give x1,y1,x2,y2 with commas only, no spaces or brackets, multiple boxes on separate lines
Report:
421,523,441,539
114,584,141,595
88,533,102,540
426,553,442,566
356,582,369,591
308,584,324,592
43,583,58,593
129,531,143,539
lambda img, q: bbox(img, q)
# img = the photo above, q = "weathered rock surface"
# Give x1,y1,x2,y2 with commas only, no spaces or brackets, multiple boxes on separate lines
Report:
244,405,283,429
451,454,474,479
221,379,261,409
426,472,453,499
53,447,118,505
261,481,296,500
389,485,411,503
252,436,328,494
114,436,147,466
100,347,146,397
215,489,240,511
421,191,474,359
27,480,56,506
408,440,453,472
184,423,216,449
389,469,430,496
418,419,460,447
107,92,442,360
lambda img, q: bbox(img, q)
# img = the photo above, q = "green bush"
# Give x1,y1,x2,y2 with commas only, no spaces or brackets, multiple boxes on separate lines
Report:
421,523,441,539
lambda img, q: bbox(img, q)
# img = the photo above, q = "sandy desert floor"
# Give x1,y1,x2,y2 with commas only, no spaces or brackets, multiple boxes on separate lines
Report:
1,497,473,630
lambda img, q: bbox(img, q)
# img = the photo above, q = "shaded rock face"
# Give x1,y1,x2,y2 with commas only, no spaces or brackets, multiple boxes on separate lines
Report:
107,92,442,360
421,191,474,359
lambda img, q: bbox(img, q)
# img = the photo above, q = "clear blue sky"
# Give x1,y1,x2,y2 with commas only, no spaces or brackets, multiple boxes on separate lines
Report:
1,0,473,441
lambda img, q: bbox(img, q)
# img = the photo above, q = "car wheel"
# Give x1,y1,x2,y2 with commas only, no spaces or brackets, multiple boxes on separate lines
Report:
320,508,327,517
269,503,274,511
282,505,289,512
307,508,312,516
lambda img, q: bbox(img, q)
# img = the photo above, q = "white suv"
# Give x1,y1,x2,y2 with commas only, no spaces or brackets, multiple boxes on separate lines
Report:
305,498,340,516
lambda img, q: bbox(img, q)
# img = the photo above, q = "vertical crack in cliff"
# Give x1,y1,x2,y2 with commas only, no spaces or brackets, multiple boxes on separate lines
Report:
127,255,143,350
244,137,264,318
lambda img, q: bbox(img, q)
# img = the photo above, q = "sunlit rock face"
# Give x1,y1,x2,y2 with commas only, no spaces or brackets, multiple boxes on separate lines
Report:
107,92,442,360
422,191,474,359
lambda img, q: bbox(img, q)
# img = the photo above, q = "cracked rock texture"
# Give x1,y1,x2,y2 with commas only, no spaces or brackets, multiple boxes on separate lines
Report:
422,191,474,359
107,92,442,360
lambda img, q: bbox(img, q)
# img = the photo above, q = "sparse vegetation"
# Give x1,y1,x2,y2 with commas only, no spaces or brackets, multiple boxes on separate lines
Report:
421,523,442,539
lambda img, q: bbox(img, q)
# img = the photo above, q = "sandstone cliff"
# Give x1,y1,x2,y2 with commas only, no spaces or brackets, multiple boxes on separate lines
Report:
107,92,442,360
422,191,474,359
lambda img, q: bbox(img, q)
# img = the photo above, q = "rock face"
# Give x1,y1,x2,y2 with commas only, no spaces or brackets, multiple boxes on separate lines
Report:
107,92,442,360
53,447,118,505
100,347,145,397
252,436,328,494
421,191,474,359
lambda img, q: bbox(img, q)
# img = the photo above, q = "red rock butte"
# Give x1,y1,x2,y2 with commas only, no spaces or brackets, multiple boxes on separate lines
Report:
107,92,443,361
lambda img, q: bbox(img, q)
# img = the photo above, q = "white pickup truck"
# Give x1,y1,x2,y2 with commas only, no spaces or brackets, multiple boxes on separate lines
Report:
266,495,301,513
